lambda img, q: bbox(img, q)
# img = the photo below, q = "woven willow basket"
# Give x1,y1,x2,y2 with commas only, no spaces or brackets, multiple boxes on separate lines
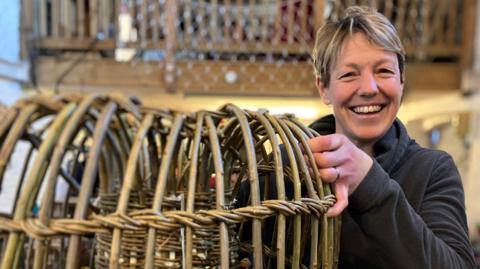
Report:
0,94,340,269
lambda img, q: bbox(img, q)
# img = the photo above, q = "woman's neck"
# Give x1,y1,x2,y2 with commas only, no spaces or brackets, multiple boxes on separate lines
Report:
357,142,375,157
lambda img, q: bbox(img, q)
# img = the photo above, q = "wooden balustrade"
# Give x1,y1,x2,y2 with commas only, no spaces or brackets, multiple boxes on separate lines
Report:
22,0,476,95
24,0,474,61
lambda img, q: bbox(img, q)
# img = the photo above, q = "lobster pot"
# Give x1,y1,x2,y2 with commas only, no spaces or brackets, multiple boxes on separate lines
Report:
0,93,340,269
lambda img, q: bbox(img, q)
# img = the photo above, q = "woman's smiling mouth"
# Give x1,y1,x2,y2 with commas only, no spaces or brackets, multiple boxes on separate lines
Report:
350,105,384,114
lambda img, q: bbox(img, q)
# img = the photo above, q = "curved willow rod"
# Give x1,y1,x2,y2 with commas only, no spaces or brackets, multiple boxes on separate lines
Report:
268,113,303,269
251,111,287,269
222,104,263,269
109,113,154,268
145,114,184,269
205,114,229,269
184,112,204,269
65,102,118,269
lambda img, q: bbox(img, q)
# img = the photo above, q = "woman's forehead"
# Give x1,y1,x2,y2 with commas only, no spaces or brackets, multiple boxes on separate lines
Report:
334,33,398,67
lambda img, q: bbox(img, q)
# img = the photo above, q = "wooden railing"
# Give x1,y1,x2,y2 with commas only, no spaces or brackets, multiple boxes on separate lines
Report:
22,0,476,95
329,0,475,64
23,0,475,61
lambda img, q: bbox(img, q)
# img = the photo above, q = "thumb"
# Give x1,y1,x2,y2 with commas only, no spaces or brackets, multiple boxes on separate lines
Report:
326,181,349,217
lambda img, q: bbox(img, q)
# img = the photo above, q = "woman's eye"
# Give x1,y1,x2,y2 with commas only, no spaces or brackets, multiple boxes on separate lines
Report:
339,72,355,79
378,68,394,74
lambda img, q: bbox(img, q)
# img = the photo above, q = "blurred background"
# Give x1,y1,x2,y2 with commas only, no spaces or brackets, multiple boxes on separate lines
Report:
1,0,480,252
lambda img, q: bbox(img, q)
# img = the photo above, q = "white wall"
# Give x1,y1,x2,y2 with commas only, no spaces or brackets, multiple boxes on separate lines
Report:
0,0,25,106
0,0,25,215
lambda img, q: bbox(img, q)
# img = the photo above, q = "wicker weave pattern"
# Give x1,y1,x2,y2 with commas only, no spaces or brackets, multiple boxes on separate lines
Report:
0,94,340,269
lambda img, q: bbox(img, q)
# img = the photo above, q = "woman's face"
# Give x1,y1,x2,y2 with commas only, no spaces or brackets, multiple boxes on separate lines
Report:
316,33,404,148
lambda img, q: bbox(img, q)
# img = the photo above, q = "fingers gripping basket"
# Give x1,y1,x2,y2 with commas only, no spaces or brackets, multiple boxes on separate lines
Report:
0,94,340,269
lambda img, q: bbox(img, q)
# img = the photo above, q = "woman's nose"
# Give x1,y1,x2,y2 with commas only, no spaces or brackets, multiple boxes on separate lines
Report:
358,72,379,96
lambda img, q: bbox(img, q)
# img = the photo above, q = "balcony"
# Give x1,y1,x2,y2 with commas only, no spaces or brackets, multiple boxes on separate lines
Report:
21,0,476,97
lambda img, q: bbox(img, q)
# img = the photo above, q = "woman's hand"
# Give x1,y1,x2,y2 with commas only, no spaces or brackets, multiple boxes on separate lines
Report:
307,134,373,217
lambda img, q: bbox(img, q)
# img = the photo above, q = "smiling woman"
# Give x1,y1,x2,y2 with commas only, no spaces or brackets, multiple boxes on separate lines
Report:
306,5,477,269
317,33,403,153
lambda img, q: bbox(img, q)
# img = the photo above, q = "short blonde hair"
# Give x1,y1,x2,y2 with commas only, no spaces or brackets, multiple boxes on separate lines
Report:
312,6,405,86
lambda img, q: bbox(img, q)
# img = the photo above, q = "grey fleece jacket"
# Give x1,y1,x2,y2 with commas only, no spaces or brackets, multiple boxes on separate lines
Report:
309,115,476,268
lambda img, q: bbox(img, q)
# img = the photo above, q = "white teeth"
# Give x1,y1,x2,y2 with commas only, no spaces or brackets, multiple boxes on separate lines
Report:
352,105,382,113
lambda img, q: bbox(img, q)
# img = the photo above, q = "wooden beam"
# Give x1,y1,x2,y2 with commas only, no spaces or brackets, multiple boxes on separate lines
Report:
33,38,117,50
34,58,461,96
33,37,461,61
404,63,460,91
36,58,165,89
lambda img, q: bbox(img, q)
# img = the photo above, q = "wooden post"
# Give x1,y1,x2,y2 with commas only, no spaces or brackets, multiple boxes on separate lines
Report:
419,0,431,60
152,0,161,44
260,0,269,42
210,0,219,42
62,0,72,38
300,0,308,43
314,0,324,32
129,0,136,41
198,0,207,41
114,0,121,41
430,0,450,45
223,0,231,43
77,0,85,38
461,0,476,69
384,0,394,19
39,0,47,37
273,0,282,44
406,0,420,47
183,0,192,44
395,0,407,39
234,0,244,42
140,0,148,47
90,0,99,38
165,0,178,92
52,0,60,37
247,0,255,41
102,0,112,39
287,0,295,44
447,0,458,45
20,0,33,59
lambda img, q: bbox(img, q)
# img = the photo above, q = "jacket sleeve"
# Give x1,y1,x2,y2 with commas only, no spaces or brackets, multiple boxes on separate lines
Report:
348,153,477,269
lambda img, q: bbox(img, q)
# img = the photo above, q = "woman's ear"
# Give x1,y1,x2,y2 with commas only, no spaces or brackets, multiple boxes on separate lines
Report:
315,75,331,105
